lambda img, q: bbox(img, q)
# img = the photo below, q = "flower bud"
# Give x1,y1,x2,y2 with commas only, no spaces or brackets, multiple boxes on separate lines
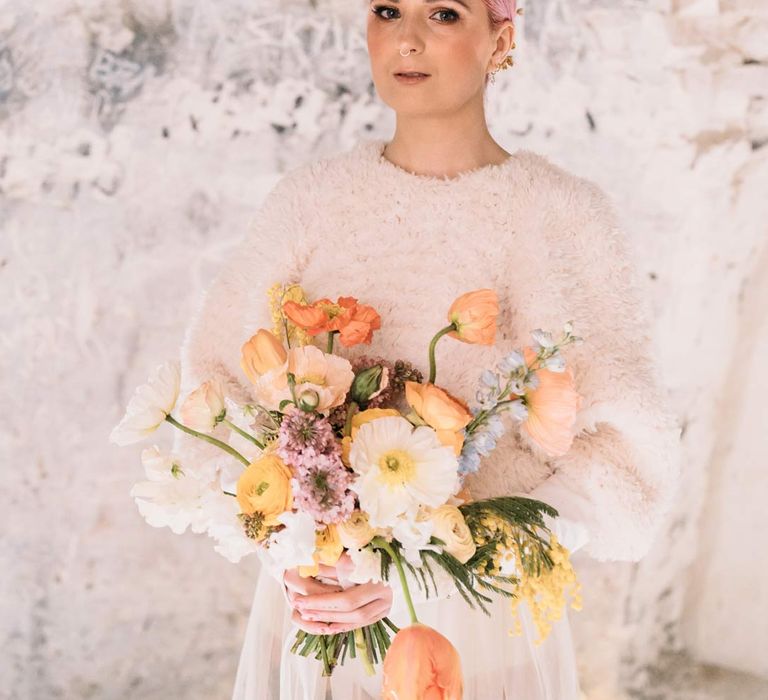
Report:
349,364,387,405
298,389,320,412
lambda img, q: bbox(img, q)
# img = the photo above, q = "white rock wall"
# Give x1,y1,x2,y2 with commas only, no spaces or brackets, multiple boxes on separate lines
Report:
1,0,766,698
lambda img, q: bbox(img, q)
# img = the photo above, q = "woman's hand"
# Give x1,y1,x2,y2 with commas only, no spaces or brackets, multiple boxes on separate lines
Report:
283,553,393,635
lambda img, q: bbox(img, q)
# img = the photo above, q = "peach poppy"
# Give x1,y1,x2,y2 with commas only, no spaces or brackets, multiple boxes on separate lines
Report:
447,289,499,345
240,329,288,384
520,346,583,456
382,623,464,700
405,382,472,455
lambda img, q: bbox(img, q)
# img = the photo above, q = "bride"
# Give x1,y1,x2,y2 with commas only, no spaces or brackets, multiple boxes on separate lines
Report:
173,0,681,697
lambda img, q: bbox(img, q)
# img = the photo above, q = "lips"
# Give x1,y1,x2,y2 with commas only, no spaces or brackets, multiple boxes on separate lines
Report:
394,71,430,77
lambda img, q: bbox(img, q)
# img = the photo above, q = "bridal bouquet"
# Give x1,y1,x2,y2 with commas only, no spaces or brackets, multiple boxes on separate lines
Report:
110,284,584,697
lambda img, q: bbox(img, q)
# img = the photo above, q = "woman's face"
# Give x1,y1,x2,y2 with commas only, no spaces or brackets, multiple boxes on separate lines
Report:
366,0,513,115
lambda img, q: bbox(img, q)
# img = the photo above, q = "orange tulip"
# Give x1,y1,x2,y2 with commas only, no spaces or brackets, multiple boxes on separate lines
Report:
447,289,499,345
240,329,288,384
520,346,583,456
382,623,464,700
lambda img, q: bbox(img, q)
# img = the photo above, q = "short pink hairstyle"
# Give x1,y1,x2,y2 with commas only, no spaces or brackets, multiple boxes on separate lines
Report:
484,0,518,27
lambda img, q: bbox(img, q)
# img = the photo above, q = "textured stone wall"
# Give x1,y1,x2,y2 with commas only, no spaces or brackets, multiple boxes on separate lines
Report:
1,0,766,698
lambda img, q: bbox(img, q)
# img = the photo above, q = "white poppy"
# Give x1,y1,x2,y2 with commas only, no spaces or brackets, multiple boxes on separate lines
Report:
179,378,226,432
110,360,180,445
348,416,460,529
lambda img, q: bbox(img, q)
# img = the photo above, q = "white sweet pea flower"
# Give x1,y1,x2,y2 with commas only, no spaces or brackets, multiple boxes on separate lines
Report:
129,470,214,535
179,378,226,432
201,488,260,563
264,510,317,571
140,445,184,481
391,513,440,567
110,360,181,445
347,546,383,584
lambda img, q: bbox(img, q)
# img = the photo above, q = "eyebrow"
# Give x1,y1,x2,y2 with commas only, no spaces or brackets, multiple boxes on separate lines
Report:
372,0,473,10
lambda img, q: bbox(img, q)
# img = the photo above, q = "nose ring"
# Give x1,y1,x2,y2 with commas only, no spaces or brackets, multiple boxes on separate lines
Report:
400,48,412,56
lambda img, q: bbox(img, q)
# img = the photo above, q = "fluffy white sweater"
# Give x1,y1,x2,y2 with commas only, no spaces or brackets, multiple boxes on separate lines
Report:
173,137,682,565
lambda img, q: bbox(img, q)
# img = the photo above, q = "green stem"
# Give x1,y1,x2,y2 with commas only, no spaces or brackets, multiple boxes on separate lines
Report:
343,401,359,438
164,415,250,466
327,331,336,354
427,323,456,385
372,537,419,625
222,418,265,450
354,627,374,675
319,635,332,676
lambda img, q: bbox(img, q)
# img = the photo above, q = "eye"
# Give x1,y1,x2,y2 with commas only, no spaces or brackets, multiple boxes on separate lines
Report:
370,5,398,20
370,5,461,24
433,9,459,23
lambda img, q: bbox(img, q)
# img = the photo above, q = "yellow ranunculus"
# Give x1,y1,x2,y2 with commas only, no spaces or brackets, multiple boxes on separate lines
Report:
299,524,344,577
236,453,293,534
429,504,476,564
350,407,401,440
404,382,472,455
337,509,375,549
240,329,288,384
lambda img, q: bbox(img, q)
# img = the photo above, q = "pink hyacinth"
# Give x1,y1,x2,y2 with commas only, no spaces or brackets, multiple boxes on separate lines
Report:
276,406,337,466
291,447,356,524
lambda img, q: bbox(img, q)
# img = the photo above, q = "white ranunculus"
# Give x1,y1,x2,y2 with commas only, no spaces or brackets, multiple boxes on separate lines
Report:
264,510,317,571
110,360,181,445
179,378,226,432
347,546,383,584
348,416,460,529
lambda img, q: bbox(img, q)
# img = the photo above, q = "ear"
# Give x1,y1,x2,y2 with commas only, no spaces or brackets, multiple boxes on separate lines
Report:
487,22,515,71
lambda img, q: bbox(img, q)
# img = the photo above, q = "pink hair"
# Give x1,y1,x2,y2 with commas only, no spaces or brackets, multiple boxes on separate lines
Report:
483,0,518,26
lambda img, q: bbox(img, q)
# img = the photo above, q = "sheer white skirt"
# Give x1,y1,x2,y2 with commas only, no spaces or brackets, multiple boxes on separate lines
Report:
230,565,582,700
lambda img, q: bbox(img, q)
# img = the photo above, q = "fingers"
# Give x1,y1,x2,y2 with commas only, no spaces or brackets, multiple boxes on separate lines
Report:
290,606,389,636
284,569,344,597
297,581,392,614
300,596,392,626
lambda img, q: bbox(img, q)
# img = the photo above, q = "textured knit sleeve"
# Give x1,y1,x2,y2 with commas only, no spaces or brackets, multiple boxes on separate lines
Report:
170,169,312,588
525,180,683,563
